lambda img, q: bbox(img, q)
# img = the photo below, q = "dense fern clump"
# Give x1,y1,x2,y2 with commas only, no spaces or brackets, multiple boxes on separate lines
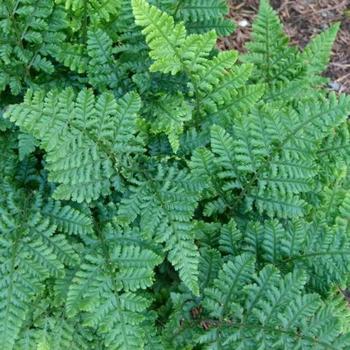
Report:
1,0,350,348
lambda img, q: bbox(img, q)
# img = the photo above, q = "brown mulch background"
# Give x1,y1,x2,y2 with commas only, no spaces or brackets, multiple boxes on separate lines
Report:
218,0,350,93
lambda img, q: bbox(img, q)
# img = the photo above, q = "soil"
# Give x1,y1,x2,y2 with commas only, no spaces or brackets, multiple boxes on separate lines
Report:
218,0,350,93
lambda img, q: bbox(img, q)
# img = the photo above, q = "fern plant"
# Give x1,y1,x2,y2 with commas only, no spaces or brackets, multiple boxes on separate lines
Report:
1,0,350,349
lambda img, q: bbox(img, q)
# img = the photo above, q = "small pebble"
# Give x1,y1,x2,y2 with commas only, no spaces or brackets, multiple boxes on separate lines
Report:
329,81,341,91
238,19,249,27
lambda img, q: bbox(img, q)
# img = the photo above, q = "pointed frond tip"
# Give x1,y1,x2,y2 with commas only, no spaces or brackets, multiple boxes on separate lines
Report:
131,0,217,75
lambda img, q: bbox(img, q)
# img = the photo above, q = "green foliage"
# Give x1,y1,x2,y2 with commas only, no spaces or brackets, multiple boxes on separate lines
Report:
1,0,350,349
132,0,217,75
0,0,67,94
6,89,142,202
156,0,235,36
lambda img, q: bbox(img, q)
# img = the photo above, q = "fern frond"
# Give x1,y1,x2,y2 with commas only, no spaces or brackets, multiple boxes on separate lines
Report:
209,84,264,121
66,224,161,350
192,52,256,116
118,166,203,294
219,219,242,256
198,266,350,349
0,0,67,94
290,224,350,292
5,89,142,203
187,17,235,37
336,192,350,232
0,186,77,349
0,247,40,350
199,248,222,290
60,0,121,23
210,125,239,186
245,218,350,292
173,0,227,22
53,43,88,74
18,133,37,161
301,23,340,82
260,219,285,264
41,200,93,236
204,253,255,318
192,51,239,95
15,317,91,350
132,0,216,75
87,29,119,90
147,93,192,152
243,0,299,84
319,122,350,174
172,0,234,36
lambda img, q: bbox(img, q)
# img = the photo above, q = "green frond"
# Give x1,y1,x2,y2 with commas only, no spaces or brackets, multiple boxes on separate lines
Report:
291,224,350,292
149,0,234,36
174,0,234,35
198,266,350,349
204,253,255,318
244,218,350,292
199,248,222,290
87,29,119,90
5,89,142,203
41,200,93,237
143,313,164,350
301,23,340,82
264,269,308,311
243,221,264,259
0,250,40,350
248,188,306,218
236,94,350,218
0,189,78,349
319,122,350,177
209,84,265,121
231,117,267,174
66,253,105,317
261,219,285,264
60,0,121,24
189,147,218,192
336,191,350,232
14,317,91,350
179,127,209,156
147,93,192,152
244,265,281,316
286,94,350,147
118,166,203,294
240,270,347,350
113,245,162,290
168,235,200,295
132,0,216,75
193,54,255,116
280,219,305,257
66,225,161,349
192,51,239,95
0,0,67,94
210,125,239,185
219,219,242,256
187,17,235,37
173,0,227,23
53,43,88,74
243,0,299,84
17,133,37,161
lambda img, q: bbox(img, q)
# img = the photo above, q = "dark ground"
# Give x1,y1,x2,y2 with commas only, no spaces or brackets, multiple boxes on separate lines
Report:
218,0,350,93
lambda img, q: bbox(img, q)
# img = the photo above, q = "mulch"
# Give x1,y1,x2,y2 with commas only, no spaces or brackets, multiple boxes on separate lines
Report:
218,0,350,93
